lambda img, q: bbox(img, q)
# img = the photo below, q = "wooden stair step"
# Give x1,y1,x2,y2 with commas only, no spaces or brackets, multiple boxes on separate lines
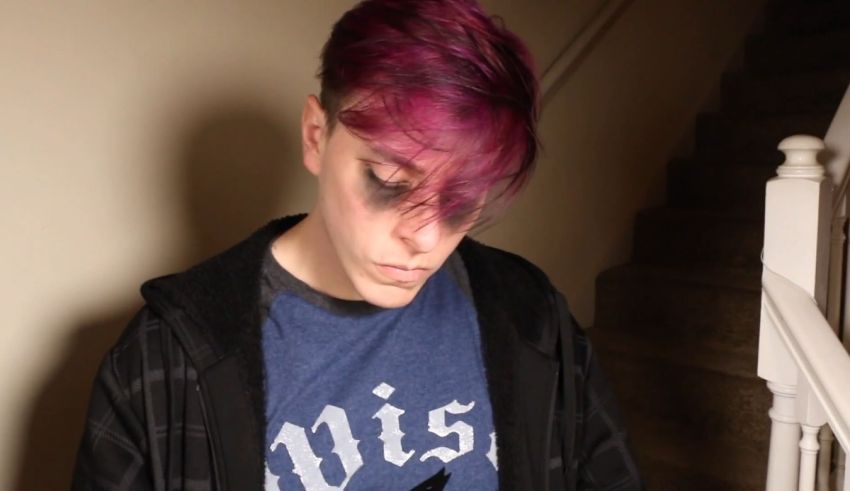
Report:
595,347,771,462
747,28,850,75
765,0,850,36
591,321,759,379
722,68,850,117
625,414,768,490
595,264,761,355
667,159,775,215
695,110,833,158
633,207,763,268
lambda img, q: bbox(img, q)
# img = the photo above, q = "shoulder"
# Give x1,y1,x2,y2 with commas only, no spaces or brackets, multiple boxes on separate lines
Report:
100,306,176,391
457,237,568,352
457,237,554,293
92,305,210,424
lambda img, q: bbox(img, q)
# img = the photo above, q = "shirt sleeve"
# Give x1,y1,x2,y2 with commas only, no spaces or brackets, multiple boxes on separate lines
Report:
72,343,154,490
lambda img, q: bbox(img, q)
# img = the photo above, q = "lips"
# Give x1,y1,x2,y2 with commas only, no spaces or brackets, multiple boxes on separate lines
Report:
376,263,429,284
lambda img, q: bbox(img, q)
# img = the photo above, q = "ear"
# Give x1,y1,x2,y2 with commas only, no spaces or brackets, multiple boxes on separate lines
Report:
301,95,327,176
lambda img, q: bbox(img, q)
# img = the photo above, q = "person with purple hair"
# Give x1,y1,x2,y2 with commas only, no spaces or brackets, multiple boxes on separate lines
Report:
73,1,642,489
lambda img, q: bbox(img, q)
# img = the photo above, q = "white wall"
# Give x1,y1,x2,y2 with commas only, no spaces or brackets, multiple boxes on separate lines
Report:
0,1,762,488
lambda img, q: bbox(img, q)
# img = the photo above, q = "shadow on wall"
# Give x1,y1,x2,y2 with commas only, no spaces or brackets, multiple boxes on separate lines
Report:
13,104,299,490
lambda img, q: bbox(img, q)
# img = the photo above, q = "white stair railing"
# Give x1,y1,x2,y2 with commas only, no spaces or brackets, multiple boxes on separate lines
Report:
759,129,850,489
758,56,850,489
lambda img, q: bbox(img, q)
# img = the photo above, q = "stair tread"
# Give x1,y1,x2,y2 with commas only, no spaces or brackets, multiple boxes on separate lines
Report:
695,109,834,158
698,109,834,138
597,345,771,453
747,27,850,73
667,159,773,217
754,23,850,47
724,67,850,108
634,206,764,268
628,416,768,489
595,262,763,357
750,26,850,54
591,325,758,378
765,0,850,36
707,108,836,125
637,206,764,227
673,154,783,168
598,263,762,293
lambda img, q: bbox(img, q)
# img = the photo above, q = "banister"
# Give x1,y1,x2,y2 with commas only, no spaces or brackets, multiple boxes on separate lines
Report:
761,267,850,450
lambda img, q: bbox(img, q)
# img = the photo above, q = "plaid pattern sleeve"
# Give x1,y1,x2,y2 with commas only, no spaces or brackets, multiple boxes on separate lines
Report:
573,325,644,491
72,308,214,491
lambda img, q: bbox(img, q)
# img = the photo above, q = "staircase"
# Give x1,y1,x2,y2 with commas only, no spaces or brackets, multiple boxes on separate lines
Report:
590,0,850,488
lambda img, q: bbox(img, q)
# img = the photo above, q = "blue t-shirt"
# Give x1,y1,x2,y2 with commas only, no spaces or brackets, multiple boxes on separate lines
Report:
260,248,498,491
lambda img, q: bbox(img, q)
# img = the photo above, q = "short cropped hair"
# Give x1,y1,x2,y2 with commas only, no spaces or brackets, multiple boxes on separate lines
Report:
319,0,539,228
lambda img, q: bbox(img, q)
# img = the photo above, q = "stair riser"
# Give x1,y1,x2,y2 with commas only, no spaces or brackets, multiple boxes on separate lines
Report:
641,463,763,491
597,352,771,453
747,32,850,75
722,72,850,117
633,212,763,268
667,162,774,215
595,273,761,352
630,421,768,490
696,113,833,157
766,1,850,36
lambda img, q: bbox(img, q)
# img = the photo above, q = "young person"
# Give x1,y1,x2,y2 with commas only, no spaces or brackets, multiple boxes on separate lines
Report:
73,1,642,489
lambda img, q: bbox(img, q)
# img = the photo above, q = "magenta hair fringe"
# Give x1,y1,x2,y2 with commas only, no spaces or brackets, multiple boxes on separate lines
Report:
320,0,539,227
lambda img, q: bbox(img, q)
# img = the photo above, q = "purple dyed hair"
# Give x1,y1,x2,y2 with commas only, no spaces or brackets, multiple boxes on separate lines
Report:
319,0,539,227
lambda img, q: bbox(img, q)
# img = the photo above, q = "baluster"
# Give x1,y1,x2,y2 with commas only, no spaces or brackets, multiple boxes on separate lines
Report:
817,426,834,491
838,446,847,490
800,424,821,490
845,451,850,491
797,378,828,491
765,381,800,491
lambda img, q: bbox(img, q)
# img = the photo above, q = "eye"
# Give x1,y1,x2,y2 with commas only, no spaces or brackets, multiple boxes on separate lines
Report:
442,200,480,230
364,162,410,191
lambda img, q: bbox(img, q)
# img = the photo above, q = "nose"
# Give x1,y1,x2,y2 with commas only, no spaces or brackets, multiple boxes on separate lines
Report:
395,209,442,253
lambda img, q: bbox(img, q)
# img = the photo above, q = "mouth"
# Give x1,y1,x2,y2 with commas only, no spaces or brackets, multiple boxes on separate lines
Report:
375,263,430,284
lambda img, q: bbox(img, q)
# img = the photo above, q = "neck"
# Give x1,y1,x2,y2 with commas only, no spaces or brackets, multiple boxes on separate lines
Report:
270,211,361,301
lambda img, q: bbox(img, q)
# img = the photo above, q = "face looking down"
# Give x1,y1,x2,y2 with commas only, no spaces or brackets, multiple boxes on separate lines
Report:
299,95,482,309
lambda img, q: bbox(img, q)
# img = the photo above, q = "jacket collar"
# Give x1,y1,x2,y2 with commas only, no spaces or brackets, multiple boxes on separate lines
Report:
140,215,561,490
141,215,558,360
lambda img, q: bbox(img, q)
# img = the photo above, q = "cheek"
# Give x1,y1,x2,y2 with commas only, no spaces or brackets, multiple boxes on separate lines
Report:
326,169,386,248
441,231,467,256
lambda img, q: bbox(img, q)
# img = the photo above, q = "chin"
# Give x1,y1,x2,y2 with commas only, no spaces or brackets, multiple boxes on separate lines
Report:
357,282,422,309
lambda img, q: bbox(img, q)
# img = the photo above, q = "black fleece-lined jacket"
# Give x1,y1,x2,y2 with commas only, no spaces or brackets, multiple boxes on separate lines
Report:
72,215,642,490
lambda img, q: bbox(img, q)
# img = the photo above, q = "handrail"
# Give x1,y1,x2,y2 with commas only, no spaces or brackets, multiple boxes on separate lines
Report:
826,82,850,214
539,0,633,105
761,266,850,450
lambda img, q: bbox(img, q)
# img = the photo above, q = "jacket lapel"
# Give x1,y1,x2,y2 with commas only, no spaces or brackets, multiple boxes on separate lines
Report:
142,215,306,490
458,239,560,490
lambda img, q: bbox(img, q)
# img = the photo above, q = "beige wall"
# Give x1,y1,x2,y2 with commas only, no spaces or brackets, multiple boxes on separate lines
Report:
480,0,765,325
0,1,761,488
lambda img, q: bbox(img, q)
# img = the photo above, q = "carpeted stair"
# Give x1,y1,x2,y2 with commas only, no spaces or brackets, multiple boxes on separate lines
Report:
590,0,850,488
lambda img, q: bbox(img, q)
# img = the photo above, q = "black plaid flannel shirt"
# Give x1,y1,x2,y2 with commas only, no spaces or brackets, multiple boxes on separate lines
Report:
72,308,641,490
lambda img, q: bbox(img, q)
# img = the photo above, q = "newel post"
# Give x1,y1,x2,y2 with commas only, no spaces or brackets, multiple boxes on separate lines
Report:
758,135,832,491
